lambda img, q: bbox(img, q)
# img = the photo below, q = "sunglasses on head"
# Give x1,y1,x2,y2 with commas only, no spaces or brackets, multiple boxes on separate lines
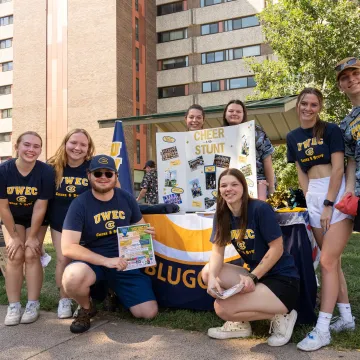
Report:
335,57,357,72
92,171,115,178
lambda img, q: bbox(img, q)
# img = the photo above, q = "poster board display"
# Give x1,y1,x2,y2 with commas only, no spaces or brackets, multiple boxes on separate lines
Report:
156,121,257,212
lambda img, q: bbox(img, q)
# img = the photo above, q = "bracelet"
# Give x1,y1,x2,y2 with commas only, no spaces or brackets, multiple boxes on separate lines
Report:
247,273,259,284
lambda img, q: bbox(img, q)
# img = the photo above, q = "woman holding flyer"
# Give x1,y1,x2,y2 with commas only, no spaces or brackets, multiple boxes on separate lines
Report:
202,168,299,347
223,100,275,198
185,104,205,131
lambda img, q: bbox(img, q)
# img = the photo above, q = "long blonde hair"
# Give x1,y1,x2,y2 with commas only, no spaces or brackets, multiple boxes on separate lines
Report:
48,129,95,188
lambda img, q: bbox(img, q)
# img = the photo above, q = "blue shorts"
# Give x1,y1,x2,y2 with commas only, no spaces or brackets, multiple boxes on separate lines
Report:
76,261,156,309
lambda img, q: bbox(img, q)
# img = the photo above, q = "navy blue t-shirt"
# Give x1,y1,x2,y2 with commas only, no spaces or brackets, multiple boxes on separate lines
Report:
286,123,344,173
63,188,143,258
210,200,299,279
48,160,90,231
0,159,55,220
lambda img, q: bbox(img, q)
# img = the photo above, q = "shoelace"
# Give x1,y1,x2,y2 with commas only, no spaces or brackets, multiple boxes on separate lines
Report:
60,299,72,309
24,303,37,314
222,321,246,331
8,305,19,314
269,316,282,336
74,308,90,326
330,316,340,325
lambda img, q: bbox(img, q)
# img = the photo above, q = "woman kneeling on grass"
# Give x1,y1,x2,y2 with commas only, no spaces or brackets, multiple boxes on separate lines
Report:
202,168,300,347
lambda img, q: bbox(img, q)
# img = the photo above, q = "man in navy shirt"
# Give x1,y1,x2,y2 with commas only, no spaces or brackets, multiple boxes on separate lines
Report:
61,155,158,333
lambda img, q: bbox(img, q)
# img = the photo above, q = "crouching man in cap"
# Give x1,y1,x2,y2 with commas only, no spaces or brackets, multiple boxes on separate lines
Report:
61,155,158,333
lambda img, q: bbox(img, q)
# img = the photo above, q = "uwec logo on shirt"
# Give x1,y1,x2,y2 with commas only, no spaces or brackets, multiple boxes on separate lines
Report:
7,186,38,196
62,177,88,187
94,210,125,237
231,228,255,255
66,185,76,193
16,196,27,203
297,137,324,163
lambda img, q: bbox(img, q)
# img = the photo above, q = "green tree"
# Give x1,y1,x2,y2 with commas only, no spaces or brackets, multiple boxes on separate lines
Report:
247,0,360,188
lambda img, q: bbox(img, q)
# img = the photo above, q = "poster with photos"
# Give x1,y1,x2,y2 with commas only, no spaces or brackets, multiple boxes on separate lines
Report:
156,122,257,212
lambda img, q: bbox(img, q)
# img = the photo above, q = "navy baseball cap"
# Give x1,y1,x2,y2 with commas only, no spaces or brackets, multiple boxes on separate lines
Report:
143,160,156,169
89,155,117,172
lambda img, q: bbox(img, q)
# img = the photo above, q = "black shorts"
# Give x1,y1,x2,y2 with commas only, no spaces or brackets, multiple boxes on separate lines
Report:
260,274,300,312
353,199,360,232
1,216,48,229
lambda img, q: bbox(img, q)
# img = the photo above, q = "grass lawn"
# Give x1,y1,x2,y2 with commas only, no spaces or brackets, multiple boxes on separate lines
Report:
0,232,359,350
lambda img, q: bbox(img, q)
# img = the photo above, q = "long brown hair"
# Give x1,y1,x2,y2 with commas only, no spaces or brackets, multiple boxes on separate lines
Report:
15,131,43,157
47,129,95,188
296,87,326,140
223,99,248,126
214,168,251,247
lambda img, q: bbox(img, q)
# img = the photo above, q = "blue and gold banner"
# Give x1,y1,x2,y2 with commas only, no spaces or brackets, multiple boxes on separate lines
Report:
110,121,133,195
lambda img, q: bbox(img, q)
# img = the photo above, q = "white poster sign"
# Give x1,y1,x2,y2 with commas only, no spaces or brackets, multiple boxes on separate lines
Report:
156,121,257,212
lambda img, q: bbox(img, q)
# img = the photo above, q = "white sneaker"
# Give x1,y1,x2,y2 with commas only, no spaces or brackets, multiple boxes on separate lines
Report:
268,309,297,347
40,253,52,268
297,328,331,351
20,302,40,324
208,321,252,339
58,298,73,319
330,316,356,333
4,305,21,326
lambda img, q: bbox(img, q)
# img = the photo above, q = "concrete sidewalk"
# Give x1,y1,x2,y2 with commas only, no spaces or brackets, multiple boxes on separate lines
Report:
0,306,358,360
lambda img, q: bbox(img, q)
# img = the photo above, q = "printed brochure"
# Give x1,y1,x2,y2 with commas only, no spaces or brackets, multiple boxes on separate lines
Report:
117,223,156,271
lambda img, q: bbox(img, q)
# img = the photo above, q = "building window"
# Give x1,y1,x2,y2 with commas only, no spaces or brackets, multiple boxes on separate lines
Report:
1,61,13,72
136,125,140,133
135,17,139,41
201,22,219,36
135,47,140,71
224,15,259,31
136,78,140,101
1,108,11,118
0,15,13,26
158,85,186,99
226,76,256,90
0,38,12,48
158,28,187,43
201,51,224,64
161,56,188,70
157,1,183,16
201,0,233,6
0,85,11,95
136,108,140,116
136,140,141,164
0,132,11,142
135,0,139,11
202,45,261,64
202,81,220,93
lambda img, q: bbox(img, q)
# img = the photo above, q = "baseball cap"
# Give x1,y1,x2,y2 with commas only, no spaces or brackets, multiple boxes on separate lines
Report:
335,57,360,81
88,155,117,172
143,160,156,169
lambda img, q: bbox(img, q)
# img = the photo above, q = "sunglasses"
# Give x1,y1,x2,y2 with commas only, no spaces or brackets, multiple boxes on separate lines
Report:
92,171,115,178
335,57,357,72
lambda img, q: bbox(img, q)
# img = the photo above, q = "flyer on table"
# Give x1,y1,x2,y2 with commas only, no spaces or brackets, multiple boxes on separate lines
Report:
117,223,156,271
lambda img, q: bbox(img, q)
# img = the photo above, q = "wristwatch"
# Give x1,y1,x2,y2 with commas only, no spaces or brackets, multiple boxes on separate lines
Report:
323,199,334,207
247,273,259,284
